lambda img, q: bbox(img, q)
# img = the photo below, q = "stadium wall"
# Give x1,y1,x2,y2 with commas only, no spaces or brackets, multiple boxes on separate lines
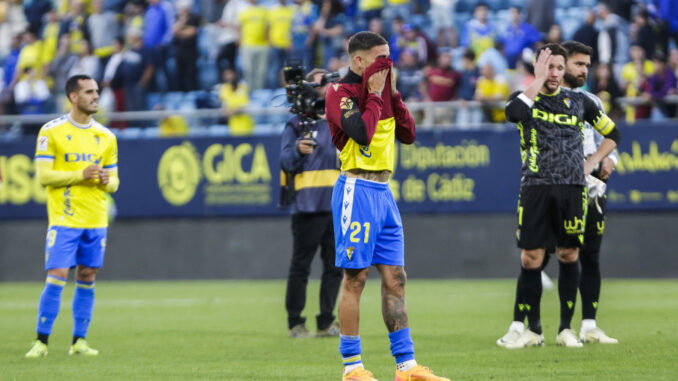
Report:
1,212,676,281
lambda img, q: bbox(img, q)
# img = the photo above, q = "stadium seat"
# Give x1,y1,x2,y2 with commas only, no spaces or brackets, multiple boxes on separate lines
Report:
507,0,527,8
207,124,230,136
178,93,197,111
251,89,274,106
147,93,163,109
198,59,219,90
163,92,184,110
455,0,471,13
141,127,160,138
486,0,508,11
116,127,142,139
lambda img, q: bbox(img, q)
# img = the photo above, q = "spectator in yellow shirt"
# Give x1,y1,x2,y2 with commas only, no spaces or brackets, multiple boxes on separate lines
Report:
41,11,61,68
13,29,45,86
474,63,510,123
239,0,269,91
219,69,255,135
620,44,655,122
267,0,295,88
359,0,383,24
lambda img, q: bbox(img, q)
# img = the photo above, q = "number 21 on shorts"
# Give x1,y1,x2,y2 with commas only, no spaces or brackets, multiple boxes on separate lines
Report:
349,222,370,244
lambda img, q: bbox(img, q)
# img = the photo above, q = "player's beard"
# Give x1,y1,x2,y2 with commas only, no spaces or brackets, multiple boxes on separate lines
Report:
564,72,586,88
544,79,560,93
78,99,98,115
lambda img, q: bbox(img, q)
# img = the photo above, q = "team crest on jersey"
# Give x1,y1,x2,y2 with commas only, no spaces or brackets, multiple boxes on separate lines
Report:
38,136,48,151
563,98,572,108
346,247,355,261
340,97,354,110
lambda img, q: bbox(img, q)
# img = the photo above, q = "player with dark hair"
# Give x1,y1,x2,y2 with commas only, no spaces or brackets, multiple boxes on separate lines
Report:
498,43,620,349
325,31,448,380
25,75,119,358
497,41,620,347
561,40,619,344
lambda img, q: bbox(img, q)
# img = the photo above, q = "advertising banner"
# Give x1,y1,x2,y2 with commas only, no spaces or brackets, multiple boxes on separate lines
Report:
1,124,676,219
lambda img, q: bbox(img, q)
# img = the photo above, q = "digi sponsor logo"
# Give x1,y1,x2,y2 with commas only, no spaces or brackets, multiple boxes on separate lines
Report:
531,108,579,126
64,153,102,164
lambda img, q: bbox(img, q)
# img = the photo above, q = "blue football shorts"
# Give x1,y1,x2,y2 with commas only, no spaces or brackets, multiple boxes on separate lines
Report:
332,175,404,269
44,226,107,271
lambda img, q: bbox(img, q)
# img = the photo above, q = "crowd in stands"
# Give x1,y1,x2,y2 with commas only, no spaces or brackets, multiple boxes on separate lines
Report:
0,0,677,135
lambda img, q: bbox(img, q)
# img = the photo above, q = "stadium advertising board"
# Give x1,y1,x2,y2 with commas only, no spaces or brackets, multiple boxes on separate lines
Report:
1,124,677,218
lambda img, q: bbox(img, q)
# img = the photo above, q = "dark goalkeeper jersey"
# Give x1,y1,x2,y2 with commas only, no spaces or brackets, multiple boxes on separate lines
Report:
505,86,619,186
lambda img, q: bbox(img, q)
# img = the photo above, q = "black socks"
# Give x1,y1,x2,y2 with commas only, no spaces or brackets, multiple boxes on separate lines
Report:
558,261,580,332
519,267,543,334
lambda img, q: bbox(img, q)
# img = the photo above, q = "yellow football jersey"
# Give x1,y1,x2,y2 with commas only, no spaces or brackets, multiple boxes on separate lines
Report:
339,117,396,172
35,115,118,228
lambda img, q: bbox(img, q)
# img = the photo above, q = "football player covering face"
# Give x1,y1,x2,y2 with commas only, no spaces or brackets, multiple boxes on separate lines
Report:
351,43,390,77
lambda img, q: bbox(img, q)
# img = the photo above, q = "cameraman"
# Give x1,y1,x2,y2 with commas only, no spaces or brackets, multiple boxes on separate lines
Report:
280,68,342,338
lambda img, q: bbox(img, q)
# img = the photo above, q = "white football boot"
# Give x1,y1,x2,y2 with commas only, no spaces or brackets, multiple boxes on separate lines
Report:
505,330,545,349
580,327,618,344
556,329,583,347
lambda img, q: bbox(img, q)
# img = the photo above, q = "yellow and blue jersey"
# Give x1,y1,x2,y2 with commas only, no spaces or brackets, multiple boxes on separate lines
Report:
35,115,118,228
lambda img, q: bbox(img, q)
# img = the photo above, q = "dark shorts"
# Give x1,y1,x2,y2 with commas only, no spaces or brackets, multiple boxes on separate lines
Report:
584,194,606,251
516,185,587,250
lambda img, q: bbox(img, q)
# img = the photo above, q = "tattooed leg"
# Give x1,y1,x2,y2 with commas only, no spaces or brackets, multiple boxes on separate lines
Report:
377,264,409,333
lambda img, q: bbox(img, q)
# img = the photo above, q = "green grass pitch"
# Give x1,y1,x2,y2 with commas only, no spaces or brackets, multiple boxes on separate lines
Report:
1,279,677,380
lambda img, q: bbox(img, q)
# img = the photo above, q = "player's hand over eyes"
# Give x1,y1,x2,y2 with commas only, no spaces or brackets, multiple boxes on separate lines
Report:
83,164,102,180
368,69,389,95
534,48,553,83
